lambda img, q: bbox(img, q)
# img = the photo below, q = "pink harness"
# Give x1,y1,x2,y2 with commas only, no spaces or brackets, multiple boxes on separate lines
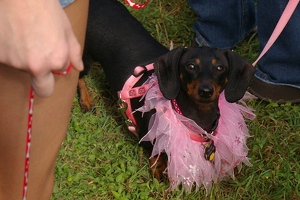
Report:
118,64,155,137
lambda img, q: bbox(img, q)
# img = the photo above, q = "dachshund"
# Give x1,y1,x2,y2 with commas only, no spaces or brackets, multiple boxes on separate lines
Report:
78,0,254,181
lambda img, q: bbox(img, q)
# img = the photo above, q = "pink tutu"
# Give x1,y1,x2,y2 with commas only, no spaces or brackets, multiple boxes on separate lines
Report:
136,74,255,192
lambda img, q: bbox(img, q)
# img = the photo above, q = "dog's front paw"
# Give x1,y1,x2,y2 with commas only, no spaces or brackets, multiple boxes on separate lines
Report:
77,78,94,113
149,155,167,181
79,98,94,113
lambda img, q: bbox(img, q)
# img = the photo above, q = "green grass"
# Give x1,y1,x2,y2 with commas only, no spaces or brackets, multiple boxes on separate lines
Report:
52,1,300,199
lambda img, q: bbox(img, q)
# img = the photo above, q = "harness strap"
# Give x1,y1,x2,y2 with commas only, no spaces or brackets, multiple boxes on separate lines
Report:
253,0,299,66
118,63,154,137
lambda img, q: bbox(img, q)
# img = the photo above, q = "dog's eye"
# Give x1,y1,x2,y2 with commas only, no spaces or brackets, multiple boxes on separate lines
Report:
186,64,195,71
216,65,224,72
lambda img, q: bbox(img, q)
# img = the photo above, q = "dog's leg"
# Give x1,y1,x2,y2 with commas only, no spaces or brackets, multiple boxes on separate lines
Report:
149,155,167,181
77,78,94,113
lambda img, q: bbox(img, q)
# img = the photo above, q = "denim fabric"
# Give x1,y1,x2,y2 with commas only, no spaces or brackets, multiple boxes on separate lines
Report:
188,0,256,49
59,0,75,8
188,0,300,87
256,0,300,87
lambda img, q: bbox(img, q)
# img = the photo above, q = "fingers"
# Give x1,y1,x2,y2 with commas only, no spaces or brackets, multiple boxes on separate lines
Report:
31,30,83,97
31,72,55,98
51,28,83,74
31,60,72,97
67,29,84,72
52,62,73,76
29,49,70,97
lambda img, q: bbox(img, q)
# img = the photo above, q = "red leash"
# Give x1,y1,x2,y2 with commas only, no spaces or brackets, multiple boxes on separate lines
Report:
22,63,72,200
124,0,149,9
22,87,34,199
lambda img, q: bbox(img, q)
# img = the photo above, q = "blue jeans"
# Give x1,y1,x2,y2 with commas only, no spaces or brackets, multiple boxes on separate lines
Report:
188,0,300,87
60,0,75,8
188,0,256,49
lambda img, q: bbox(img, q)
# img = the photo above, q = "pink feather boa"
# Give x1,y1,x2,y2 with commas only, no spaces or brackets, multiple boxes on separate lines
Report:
136,74,255,192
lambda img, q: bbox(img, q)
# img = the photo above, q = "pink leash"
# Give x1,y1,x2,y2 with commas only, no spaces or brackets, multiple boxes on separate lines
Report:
22,63,72,200
253,0,299,66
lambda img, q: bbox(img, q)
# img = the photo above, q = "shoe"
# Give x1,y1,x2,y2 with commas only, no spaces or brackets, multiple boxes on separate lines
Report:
249,76,300,104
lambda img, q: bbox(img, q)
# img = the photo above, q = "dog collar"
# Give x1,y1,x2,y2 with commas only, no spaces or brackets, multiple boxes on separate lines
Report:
171,99,220,142
171,98,220,161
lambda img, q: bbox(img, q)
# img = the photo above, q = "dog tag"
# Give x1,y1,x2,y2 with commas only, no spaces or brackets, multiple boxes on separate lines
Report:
204,140,216,161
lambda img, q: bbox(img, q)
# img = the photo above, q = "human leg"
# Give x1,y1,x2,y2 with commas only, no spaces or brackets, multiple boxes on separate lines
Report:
188,0,256,49
0,0,88,199
250,0,300,103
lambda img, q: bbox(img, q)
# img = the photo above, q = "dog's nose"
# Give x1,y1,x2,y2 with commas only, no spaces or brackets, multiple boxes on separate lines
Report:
199,85,214,98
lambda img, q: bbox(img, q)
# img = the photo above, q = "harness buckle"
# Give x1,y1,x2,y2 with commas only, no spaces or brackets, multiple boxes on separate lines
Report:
118,97,138,137
118,98,128,119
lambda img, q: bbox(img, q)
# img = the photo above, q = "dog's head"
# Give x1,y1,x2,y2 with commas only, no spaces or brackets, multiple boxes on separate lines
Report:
155,46,254,103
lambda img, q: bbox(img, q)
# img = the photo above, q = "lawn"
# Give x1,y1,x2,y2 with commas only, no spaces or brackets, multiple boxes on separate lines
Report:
52,0,300,199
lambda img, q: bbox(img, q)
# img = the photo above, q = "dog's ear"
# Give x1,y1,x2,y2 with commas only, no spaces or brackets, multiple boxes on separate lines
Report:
223,50,254,102
155,47,186,99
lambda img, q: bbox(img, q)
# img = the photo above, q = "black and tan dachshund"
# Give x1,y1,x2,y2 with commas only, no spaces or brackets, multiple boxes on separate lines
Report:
78,0,254,180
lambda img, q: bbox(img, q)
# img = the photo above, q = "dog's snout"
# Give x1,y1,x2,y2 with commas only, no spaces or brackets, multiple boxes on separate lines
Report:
199,85,214,99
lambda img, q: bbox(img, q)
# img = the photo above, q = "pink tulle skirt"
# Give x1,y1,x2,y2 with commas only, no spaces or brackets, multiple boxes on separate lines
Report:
136,74,255,192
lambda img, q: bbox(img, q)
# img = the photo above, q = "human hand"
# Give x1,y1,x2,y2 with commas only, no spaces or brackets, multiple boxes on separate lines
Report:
0,0,83,97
